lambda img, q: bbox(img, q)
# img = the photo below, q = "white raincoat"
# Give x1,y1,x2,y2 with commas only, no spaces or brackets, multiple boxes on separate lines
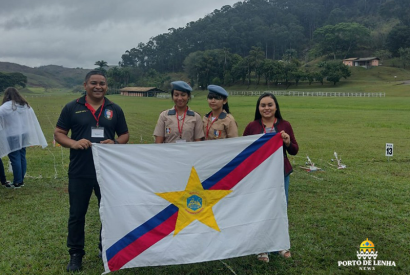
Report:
0,101,47,157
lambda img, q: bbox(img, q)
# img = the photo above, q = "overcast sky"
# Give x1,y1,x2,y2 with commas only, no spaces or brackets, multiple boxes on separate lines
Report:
0,0,240,69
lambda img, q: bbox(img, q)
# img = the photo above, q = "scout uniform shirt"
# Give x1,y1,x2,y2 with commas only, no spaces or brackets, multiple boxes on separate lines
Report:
153,107,204,143
203,110,238,140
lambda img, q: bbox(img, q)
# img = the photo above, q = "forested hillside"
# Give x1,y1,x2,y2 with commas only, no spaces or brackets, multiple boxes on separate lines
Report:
107,0,410,89
121,0,408,70
0,62,90,91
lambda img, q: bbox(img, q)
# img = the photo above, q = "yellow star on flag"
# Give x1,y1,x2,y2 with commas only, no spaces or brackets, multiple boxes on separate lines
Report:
156,166,232,236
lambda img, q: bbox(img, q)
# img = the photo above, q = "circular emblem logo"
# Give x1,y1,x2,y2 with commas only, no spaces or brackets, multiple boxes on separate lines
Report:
186,194,203,214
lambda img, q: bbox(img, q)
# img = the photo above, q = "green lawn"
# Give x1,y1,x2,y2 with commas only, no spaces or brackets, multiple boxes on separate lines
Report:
1,87,409,274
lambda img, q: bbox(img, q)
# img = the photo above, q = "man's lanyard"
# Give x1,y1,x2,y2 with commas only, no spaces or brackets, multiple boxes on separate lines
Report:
177,106,188,139
206,112,218,139
262,118,276,133
85,96,105,127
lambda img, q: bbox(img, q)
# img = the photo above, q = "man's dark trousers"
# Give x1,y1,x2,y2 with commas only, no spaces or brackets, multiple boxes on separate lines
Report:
67,178,102,255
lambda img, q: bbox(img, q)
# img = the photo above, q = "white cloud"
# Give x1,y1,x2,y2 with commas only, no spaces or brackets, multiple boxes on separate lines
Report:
0,0,240,68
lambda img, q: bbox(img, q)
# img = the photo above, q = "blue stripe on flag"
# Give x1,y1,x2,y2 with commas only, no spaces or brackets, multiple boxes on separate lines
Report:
202,133,275,190
106,204,179,261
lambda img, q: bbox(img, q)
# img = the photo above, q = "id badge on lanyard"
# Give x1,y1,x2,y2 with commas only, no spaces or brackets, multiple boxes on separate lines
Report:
91,127,105,138
87,99,105,139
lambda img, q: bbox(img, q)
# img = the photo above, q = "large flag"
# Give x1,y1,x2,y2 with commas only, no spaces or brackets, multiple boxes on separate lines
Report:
92,133,289,274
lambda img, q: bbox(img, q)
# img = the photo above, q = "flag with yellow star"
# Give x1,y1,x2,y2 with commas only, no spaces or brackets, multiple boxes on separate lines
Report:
92,133,290,273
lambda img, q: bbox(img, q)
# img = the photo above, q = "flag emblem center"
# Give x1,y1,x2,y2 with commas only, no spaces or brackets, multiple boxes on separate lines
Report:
187,194,203,213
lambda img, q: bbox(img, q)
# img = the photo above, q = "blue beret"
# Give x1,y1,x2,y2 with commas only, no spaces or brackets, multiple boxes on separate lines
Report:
171,81,192,93
207,85,228,97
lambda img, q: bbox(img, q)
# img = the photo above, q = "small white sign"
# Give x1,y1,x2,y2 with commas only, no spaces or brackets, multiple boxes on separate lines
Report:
385,143,393,157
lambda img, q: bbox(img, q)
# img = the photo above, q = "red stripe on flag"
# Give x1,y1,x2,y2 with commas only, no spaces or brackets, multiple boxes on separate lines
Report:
211,134,283,190
108,211,178,271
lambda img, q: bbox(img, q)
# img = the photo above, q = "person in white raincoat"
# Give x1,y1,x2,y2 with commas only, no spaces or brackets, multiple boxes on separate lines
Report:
0,87,47,188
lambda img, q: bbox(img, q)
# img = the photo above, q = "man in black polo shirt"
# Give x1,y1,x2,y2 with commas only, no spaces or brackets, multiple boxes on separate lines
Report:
54,70,129,272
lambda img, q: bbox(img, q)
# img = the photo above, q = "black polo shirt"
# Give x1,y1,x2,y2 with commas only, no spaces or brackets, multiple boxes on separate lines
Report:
56,95,128,179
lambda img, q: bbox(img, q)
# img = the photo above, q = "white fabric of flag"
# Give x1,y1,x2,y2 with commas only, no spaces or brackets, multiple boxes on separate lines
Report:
92,133,289,274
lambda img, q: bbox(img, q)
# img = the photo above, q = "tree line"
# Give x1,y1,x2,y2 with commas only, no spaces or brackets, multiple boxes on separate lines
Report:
183,47,351,88
97,0,410,90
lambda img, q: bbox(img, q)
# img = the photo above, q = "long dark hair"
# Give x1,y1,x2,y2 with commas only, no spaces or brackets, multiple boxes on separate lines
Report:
2,87,30,110
223,101,230,114
254,93,282,121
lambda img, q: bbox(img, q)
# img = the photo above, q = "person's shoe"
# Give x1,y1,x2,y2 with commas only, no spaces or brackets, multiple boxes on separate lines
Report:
14,182,24,188
12,182,22,189
278,249,291,258
5,182,16,188
257,252,269,263
2,180,11,186
66,253,83,272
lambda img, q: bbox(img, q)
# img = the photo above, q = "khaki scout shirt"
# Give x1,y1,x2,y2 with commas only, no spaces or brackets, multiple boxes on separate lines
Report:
153,108,204,143
203,111,238,140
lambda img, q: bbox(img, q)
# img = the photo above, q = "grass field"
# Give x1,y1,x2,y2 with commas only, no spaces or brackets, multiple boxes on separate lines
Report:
1,82,409,274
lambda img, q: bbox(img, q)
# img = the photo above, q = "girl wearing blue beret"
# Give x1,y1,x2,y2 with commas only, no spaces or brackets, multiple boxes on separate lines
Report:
154,81,204,143
203,85,238,140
